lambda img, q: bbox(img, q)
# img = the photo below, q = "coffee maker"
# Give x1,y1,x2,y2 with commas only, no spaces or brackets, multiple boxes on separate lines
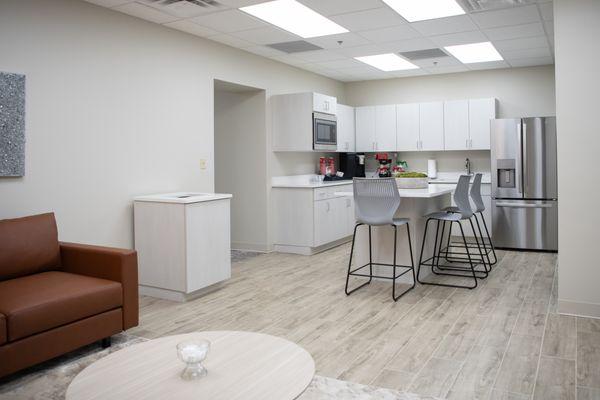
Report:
375,153,392,177
338,153,366,180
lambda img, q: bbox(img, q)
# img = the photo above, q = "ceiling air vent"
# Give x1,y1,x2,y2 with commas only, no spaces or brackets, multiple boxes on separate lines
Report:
399,48,449,61
141,0,223,18
267,41,323,54
456,0,535,12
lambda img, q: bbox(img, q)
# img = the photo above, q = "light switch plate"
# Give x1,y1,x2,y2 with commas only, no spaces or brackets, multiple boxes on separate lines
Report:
199,159,207,170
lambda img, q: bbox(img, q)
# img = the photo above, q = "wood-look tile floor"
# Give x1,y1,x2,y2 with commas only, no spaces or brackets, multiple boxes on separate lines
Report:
129,244,599,400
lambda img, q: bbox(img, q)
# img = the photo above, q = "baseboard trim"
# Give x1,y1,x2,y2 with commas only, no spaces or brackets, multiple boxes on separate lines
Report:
274,236,352,256
231,241,271,253
558,299,600,319
139,283,225,303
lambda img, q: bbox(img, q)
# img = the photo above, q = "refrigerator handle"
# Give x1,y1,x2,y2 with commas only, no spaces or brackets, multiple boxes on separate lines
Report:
522,122,528,194
517,122,523,194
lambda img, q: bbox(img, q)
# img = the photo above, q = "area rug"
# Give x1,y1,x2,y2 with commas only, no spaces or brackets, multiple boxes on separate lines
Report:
0,333,441,400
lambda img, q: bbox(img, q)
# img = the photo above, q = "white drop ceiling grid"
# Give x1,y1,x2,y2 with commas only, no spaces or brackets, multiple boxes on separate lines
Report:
84,0,555,82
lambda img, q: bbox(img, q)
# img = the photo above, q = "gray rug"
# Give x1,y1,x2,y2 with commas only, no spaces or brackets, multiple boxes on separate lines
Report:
0,334,441,400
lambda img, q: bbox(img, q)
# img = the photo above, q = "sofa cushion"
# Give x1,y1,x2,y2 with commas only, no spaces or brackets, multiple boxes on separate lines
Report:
0,271,122,342
0,314,6,345
0,213,61,281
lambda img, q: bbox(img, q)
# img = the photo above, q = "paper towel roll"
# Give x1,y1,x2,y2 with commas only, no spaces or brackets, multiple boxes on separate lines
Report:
428,159,437,179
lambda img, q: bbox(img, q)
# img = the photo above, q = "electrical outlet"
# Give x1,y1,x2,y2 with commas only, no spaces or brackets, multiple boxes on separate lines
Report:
199,159,207,170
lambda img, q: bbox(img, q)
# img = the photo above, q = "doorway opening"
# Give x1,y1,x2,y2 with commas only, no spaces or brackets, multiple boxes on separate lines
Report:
214,80,267,253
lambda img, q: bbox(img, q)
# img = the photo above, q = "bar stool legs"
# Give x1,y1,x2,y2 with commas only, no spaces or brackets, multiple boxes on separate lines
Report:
345,223,416,301
441,213,496,269
416,218,479,289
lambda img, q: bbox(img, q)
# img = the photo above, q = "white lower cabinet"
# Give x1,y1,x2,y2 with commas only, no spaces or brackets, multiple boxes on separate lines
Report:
274,184,355,255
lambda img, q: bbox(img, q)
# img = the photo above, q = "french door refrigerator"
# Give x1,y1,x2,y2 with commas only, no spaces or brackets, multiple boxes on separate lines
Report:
490,117,558,251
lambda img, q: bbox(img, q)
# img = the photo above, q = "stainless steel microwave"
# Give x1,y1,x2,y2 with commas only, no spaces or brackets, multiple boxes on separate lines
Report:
313,112,337,151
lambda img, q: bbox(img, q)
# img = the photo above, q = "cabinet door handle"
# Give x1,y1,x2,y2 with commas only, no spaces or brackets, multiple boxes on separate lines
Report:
326,202,330,212
416,139,419,149
470,139,473,148
466,139,469,148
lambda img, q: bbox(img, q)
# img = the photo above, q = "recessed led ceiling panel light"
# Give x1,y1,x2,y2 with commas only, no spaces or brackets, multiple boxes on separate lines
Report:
240,0,348,39
381,0,465,22
444,41,503,63
354,53,419,72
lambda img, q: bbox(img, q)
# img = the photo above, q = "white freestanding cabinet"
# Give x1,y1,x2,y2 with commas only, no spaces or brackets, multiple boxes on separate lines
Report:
419,102,445,151
337,104,356,152
133,193,232,302
396,103,420,152
444,100,470,150
271,92,337,151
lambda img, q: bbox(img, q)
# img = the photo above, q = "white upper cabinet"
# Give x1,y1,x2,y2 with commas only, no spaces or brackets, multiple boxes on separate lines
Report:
313,93,337,115
419,102,444,151
396,103,420,152
336,104,355,152
375,105,397,151
444,100,470,150
355,106,376,152
469,98,496,150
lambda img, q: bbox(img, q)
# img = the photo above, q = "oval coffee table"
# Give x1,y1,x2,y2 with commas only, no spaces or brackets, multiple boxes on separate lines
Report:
66,331,315,400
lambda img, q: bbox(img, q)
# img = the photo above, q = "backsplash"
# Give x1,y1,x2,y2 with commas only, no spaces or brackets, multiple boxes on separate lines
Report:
364,150,491,175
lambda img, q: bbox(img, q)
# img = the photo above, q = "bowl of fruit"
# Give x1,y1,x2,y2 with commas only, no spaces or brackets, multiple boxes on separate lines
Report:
393,171,429,189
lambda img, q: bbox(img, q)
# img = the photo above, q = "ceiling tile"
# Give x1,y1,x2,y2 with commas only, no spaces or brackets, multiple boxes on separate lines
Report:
269,55,311,67
216,0,267,7
334,43,391,57
429,30,488,47
297,0,384,17
411,15,479,36
84,0,131,7
358,25,422,44
139,0,222,18
424,65,469,74
390,69,429,78
229,26,300,45
467,60,510,70
305,32,370,49
113,2,179,24
292,49,346,63
501,47,552,60
163,20,220,37
330,8,407,32
191,9,266,33
493,36,549,51
316,58,366,70
470,5,541,29
209,33,254,48
243,45,286,57
484,22,545,41
508,56,554,67
538,2,553,21
383,37,438,52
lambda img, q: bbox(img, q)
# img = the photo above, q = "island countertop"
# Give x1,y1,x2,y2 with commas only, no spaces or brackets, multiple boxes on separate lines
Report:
334,184,455,199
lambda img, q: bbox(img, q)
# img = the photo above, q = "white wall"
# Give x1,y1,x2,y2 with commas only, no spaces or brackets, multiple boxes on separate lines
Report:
0,0,344,248
214,87,268,252
554,0,600,318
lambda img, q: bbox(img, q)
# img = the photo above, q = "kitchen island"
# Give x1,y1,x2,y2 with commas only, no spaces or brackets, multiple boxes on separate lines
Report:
335,184,455,283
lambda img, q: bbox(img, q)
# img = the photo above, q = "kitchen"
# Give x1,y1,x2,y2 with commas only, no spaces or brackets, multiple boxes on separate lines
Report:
271,89,557,263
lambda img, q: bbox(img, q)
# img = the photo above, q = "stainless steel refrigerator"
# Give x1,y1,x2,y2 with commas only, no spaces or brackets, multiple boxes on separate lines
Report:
491,117,558,251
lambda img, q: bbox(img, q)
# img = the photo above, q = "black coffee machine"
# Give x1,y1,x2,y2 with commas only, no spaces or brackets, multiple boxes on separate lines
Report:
338,153,366,180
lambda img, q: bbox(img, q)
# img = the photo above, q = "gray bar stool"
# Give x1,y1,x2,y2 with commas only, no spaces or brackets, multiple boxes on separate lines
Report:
345,178,416,301
416,175,487,289
440,173,497,269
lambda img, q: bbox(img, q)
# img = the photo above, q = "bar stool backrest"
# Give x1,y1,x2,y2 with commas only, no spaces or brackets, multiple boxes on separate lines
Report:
470,173,485,213
454,175,474,219
353,178,400,226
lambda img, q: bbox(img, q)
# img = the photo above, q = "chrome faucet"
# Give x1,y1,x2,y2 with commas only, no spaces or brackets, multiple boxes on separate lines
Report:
465,158,472,175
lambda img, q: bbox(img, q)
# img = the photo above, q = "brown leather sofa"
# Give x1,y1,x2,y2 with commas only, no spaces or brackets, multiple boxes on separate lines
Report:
0,213,138,378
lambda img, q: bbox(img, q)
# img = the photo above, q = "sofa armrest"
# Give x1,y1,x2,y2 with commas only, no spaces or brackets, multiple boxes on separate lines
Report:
59,242,139,330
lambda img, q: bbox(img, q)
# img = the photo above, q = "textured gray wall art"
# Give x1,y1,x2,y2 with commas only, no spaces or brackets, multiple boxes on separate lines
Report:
0,72,26,177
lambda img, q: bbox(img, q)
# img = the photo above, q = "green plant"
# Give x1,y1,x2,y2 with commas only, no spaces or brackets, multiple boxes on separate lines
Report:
393,171,428,178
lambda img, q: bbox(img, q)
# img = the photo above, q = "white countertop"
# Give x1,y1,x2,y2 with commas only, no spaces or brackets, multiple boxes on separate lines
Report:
272,174,353,188
134,192,232,204
335,184,455,199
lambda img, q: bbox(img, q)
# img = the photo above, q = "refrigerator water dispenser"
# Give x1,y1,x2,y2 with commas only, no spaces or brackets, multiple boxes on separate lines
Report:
496,159,516,188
